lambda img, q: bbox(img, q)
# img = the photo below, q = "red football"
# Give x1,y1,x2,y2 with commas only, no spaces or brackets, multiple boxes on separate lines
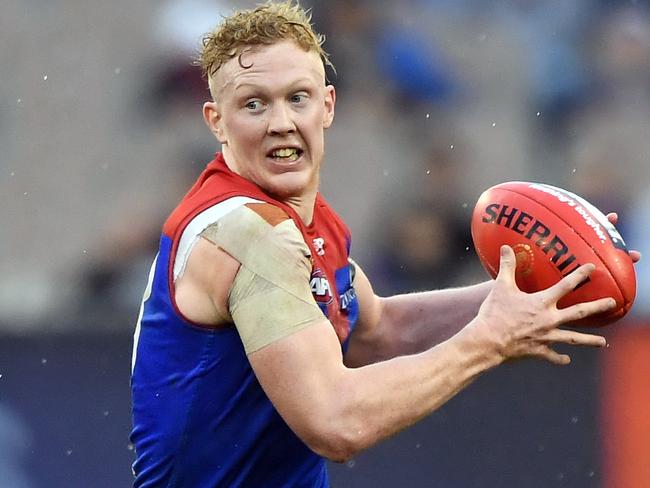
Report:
471,181,636,326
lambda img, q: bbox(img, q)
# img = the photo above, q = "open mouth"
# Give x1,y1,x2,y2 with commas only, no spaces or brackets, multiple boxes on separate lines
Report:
268,147,303,162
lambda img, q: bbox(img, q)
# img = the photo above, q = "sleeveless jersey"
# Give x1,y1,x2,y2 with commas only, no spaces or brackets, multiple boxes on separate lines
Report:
130,153,359,487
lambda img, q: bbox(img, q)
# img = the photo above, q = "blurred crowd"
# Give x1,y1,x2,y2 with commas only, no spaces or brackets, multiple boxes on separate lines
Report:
1,0,649,331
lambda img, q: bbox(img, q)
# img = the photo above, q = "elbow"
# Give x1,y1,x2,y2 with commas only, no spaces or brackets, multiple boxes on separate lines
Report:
307,432,362,463
301,418,369,463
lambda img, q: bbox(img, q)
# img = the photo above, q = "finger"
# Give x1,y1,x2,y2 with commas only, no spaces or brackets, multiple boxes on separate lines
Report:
558,297,617,324
495,245,517,287
605,213,640,262
543,329,607,348
533,345,571,366
545,263,596,302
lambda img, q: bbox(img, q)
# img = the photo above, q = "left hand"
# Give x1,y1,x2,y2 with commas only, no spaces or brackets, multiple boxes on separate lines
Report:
607,212,641,263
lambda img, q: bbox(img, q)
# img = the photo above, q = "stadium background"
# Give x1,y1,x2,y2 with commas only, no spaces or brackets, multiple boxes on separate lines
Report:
1,0,649,486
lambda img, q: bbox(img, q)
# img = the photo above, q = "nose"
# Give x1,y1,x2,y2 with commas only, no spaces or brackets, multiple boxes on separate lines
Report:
267,102,296,135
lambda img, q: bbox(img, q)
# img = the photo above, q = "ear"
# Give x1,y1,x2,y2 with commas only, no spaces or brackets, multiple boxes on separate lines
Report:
203,101,226,143
322,84,336,129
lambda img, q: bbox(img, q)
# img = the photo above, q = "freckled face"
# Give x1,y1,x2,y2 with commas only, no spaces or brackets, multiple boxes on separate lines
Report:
204,41,335,200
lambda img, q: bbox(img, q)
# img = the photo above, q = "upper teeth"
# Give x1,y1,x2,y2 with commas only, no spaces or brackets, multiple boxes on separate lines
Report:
272,148,298,158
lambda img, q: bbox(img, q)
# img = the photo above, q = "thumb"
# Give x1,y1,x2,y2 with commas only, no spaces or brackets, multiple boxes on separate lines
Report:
496,245,517,286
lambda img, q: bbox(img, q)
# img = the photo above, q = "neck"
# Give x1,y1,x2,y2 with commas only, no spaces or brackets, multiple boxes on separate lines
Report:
284,188,317,226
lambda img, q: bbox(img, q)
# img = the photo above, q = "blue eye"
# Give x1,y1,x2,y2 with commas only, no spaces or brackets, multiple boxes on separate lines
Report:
290,94,307,104
245,100,262,110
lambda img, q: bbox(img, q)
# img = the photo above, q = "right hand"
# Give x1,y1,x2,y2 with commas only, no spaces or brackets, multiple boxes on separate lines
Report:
471,245,614,365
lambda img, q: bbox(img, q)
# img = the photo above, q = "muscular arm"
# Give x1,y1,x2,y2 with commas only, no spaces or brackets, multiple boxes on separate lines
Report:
251,247,610,462
249,315,500,462
345,263,493,366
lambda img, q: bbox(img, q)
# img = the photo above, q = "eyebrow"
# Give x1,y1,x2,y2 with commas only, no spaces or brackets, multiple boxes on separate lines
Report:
233,78,319,93
233,82,266,92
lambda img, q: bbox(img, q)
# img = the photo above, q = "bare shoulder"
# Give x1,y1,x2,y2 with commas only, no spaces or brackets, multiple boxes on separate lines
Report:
175,236,240,326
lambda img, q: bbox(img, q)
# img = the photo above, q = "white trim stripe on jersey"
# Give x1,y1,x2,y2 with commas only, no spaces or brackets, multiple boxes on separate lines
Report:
173,196,263,281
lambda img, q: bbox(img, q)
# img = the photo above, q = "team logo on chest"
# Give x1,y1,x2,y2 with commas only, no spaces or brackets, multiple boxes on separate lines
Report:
312,237,325,256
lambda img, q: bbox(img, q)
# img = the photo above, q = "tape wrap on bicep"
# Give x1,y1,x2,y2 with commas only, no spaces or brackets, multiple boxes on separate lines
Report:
200,204,325,354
